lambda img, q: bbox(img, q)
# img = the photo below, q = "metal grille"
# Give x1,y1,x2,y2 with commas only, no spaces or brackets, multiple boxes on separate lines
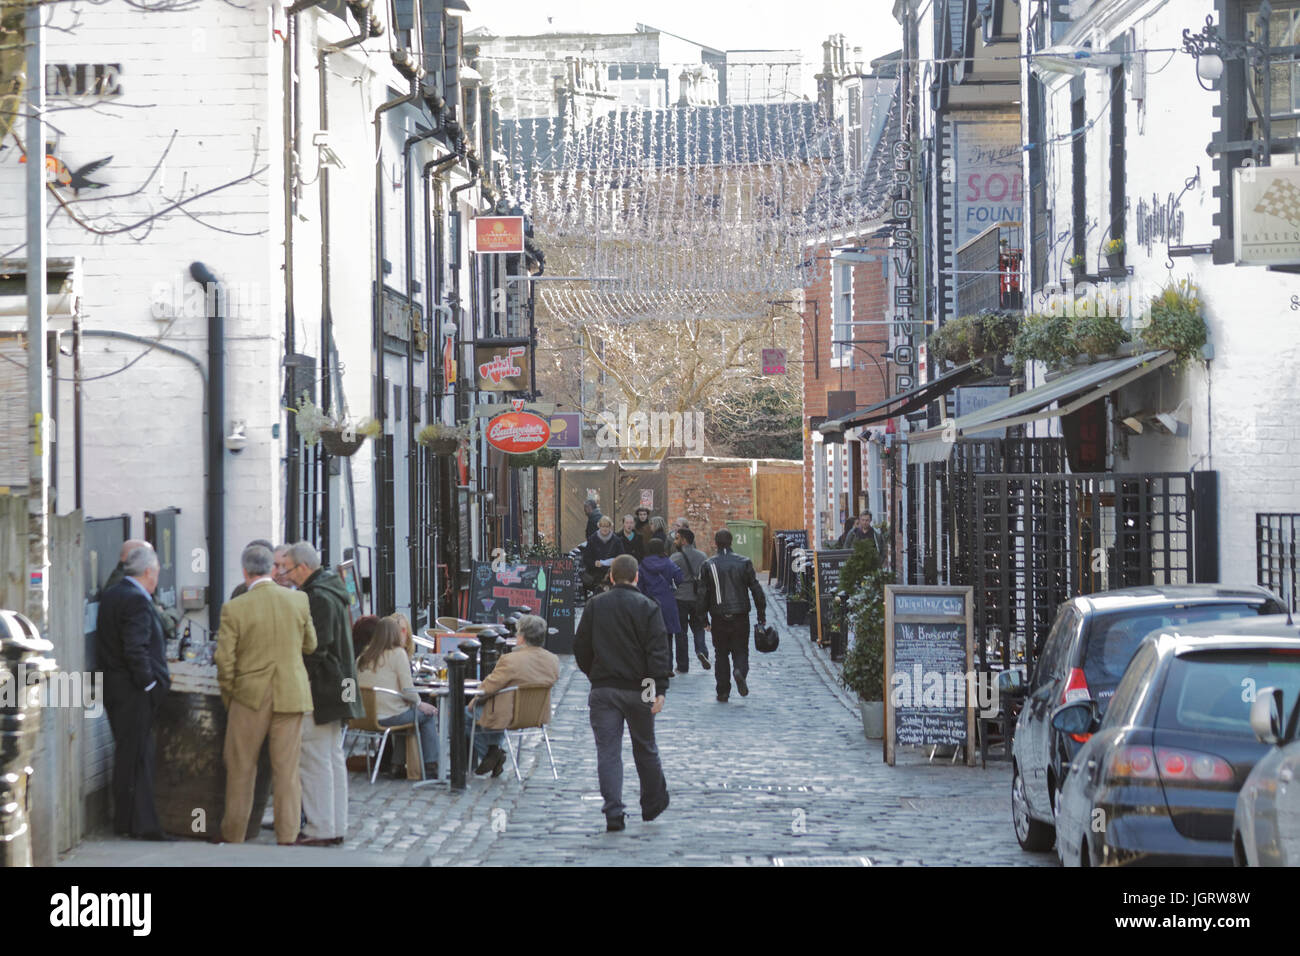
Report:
298,442,324,552
1257,513,1300,611
973,472,1197,670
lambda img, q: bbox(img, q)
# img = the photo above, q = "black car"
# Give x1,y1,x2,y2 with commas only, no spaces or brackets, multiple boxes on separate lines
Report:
1053,619,1300,866
1011,585,1286,852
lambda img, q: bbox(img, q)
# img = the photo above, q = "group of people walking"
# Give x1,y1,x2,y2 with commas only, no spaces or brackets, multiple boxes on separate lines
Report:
576,502,767,832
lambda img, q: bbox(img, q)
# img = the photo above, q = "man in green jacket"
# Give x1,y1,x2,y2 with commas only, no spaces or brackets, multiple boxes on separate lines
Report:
285,541,365,846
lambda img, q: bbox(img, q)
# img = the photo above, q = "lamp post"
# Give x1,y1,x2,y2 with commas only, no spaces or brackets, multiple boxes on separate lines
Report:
1182,5,1300,166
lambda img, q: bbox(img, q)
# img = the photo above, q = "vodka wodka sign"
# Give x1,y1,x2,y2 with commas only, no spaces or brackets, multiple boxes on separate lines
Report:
486,401,551,454
475,342,530,392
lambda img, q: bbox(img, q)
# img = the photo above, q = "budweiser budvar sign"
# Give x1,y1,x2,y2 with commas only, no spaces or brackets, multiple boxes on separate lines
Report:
486,410,551,454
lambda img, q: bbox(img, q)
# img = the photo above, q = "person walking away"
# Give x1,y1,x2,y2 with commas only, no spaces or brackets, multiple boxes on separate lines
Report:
96,542,171,840
574,555,671,832
583,499,603,539
638,538,685,672
670,528,710,671
582,515,624,596
284,541,365,845
356,618,440,778
698,529,767,702
216,544,317,844
465,614,560,777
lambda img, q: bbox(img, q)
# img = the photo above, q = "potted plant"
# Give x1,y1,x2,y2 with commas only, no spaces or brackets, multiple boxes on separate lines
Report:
1139,278,1208,369
927,310,1019,367
1012,311,1075,372
417,421,470,456
1072,311,1130,359
839,569,892,738
1103,237,1125,272
1066,253,1087,283
291,397,379,457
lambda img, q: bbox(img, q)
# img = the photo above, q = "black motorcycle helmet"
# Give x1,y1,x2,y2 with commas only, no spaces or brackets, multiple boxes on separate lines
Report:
754,622,779,653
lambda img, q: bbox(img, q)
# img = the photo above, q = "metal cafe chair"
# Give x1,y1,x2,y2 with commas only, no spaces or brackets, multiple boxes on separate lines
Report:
346,686,426,784
468,682,559,784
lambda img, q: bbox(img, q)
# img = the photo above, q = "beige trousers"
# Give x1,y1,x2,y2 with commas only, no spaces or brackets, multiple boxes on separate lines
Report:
222,686,304,845
299,718,347,840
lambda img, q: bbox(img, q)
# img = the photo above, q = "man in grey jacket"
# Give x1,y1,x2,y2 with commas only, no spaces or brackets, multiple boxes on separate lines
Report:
698,528,766,702
670,528,710,672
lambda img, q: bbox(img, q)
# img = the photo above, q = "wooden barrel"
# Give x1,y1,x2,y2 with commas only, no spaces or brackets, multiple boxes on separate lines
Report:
153,674,271,841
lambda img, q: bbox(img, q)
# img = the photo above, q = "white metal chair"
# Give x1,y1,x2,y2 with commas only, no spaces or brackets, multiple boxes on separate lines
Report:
468,682,558,784
345,686,426,784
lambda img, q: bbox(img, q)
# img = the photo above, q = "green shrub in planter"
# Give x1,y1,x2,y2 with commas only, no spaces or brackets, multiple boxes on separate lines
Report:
1140,278,1208,368
1072,313,1129,358
838,568,894,702
1012,312,1075,371
927,310,1019,367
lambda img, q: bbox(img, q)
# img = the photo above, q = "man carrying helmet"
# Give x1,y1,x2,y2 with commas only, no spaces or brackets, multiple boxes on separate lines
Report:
698,528,766,703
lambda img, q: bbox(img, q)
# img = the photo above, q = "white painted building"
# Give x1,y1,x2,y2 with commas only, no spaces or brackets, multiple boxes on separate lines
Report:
1027,0,1300,593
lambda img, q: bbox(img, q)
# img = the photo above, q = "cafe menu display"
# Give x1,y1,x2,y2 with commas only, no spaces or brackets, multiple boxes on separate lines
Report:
541,556,580,655
468,561,549,624
883,585,975,767
812,549,852,645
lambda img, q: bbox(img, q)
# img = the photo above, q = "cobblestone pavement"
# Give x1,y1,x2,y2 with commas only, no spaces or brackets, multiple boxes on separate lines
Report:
344,582,1057,867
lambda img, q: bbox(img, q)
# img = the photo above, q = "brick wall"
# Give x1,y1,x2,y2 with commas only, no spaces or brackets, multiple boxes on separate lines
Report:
537,466,556,543
665,456,755,538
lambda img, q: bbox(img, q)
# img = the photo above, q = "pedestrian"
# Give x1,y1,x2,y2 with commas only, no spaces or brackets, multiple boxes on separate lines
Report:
356,618,440,778
648,515,669,550
834,515,856,549
215,543,317,845
465,614,560,778
582,515,624,595
389,611,416,659
633,507,653,551
583,498,603,539
283,541,366,846
96,542,171,840
229,538,274,599
670,528,710,671
619,513,643,561
638,538,685,672
671,516,690,535
103,538,182,643
698,528,767,702
574,554,671,832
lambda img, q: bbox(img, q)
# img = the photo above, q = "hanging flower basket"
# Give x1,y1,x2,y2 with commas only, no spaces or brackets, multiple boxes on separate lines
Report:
319,428,365,457
417,422,470,456
424,438,460,456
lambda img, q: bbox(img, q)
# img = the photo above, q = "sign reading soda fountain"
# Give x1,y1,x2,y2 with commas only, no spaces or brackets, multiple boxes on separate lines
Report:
485,410,551,454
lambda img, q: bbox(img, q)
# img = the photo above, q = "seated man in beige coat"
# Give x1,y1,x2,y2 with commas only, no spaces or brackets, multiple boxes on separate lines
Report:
467,614,559,777
215,544,317,844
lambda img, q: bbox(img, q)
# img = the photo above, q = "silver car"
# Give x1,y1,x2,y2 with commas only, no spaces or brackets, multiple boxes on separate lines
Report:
1233,686,1300,866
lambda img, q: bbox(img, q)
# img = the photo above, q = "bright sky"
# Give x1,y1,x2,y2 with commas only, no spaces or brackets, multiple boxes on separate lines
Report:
460,0,904,98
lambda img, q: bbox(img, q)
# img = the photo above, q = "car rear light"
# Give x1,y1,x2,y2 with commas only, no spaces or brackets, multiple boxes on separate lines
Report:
1105,745,1159,783
1061,668,1091,742
1155,747,1234,786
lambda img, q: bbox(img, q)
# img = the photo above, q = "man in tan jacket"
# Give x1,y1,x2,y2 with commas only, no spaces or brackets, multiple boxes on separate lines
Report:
467,615,559,777
215,543,317,844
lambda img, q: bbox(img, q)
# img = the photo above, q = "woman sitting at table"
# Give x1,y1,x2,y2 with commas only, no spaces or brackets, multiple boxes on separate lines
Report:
355,618,439,777
388,611,416,658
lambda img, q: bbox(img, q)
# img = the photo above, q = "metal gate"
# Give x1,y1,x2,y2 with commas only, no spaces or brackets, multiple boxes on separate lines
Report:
616,462,668,527
1257,513,1300,611
971,471,1214,671
557,461,618,551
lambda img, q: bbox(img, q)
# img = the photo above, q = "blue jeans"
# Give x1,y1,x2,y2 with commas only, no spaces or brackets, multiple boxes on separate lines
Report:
379,706,439,765
677,600,708,655
466,705,505,764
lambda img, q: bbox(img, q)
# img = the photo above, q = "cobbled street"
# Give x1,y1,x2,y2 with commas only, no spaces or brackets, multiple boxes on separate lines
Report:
341,583,1056,867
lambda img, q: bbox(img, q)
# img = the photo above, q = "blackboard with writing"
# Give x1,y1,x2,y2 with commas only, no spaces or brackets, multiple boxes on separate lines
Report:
813,549,852,645
884,585,975,766
469,562,549,624
542,556,579,655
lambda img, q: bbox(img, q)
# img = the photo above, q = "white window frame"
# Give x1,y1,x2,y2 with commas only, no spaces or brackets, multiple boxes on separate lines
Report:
831,262,853,366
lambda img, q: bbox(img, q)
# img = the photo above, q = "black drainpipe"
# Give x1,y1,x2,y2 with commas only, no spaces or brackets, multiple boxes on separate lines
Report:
190,261,224,631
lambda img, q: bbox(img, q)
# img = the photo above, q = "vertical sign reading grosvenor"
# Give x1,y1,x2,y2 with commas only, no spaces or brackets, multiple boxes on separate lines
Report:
889,98,917,394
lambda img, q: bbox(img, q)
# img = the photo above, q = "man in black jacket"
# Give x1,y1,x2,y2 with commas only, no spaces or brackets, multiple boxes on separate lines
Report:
96,542,171,839
574,554,671,832
583,499,603,539
698,528,766,702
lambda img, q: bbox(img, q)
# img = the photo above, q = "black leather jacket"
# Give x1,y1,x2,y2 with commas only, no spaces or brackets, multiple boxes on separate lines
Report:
574,583,671,698
698,549,766,621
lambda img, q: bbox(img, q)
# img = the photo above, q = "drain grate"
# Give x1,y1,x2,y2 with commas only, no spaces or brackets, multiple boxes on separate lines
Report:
772,855,872,867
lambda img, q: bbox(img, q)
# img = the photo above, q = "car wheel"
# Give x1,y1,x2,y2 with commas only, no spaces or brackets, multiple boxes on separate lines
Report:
1013,763,1055,851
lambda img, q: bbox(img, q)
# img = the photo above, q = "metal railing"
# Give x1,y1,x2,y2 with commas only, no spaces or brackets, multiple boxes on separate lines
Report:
1257,513,1300,611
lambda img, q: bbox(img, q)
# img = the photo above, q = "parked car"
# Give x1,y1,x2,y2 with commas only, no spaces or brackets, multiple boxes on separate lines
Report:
1233,684,1300,865
1053,620,1300,866
1012,585,1286,852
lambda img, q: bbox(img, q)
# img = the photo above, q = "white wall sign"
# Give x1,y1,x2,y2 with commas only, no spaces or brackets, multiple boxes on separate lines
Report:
1234,166,1300,266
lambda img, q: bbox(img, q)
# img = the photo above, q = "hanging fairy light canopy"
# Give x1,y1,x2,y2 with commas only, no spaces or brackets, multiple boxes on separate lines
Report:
484,54,905,323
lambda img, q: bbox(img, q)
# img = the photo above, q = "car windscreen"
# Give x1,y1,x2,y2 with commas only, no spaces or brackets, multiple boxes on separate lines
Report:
1083,603,1277,686
1156,650,1300,736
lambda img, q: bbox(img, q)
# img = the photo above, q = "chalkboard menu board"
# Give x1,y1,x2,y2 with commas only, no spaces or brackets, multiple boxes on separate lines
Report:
812,549,852,645
883,585,975,766
468,562,549,624
541,556,579,655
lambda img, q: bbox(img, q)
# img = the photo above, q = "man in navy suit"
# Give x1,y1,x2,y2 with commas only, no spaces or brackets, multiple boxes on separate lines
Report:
96,542,172,839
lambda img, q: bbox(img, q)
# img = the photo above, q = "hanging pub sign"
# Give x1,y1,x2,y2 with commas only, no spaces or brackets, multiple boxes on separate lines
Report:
475,342,530,391
761,348,787,375
486,409,551,454
472,216,525,254
546,412,582,449
1234,165,1300,265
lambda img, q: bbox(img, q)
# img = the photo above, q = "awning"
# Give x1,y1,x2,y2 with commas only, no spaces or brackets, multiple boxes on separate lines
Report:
818,360,989,435
906,349,1175,464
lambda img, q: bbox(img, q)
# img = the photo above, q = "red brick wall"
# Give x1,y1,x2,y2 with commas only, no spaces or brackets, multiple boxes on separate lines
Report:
537,467,556,543
665,457,754,540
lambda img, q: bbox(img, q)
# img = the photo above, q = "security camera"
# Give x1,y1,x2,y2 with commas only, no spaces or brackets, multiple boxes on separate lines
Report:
225,421,248,454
